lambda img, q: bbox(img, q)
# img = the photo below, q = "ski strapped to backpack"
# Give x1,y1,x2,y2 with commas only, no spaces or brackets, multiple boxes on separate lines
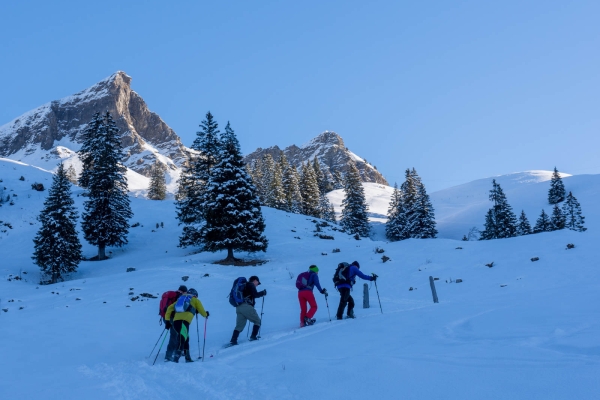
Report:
332,262,350,286
228,277,248,307
159,291,179,318
296,271,312,290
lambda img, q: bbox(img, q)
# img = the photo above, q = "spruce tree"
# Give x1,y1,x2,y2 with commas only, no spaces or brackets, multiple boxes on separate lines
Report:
548,167,566,204
79,112,132,260
32,163,82,284
300,162,321,217
516,210,532,236
320,195,336,222
340,163,370,237
562,191,586,231
480,179,517,240
550,204,566,231
199,122,267,262
386,183,407,241
176,111,222,248
248,158,265,204
400,169,419,238
313,156,332,194
533,209,552,233
281,155,303,213
147,160,167,200
66,164,78,185
412,170,437,238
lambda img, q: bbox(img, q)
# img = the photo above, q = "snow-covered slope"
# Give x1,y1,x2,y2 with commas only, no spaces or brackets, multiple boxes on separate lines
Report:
1,160,598,399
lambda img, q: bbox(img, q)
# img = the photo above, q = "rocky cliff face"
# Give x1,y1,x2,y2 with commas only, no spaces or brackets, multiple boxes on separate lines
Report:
0,72,188,177
244,131,388,186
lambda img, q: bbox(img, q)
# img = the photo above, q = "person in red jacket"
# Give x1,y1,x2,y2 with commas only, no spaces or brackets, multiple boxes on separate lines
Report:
297,265,327,327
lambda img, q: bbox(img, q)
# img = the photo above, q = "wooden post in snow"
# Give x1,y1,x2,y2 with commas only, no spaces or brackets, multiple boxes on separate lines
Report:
429,276,439,303
363,283,370,308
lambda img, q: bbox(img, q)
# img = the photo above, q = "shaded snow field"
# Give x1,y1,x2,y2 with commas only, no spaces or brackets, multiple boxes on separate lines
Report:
0,159,598,399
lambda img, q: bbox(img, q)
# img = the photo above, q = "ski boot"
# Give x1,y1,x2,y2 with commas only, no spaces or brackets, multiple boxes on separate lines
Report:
249,325,260,341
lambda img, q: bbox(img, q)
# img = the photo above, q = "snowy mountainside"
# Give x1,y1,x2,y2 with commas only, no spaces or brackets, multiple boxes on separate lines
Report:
0,72,187,187
326,170,595,240
0,160,599,399
244,130,388,186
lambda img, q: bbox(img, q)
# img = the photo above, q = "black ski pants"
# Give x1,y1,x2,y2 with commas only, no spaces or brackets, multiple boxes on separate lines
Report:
336,287,354,318
164,318,179,360
173,320,191,351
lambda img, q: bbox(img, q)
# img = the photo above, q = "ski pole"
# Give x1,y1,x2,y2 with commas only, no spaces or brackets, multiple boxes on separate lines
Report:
152,329,169,365
148,329,166,358
196,317,201,360
202,318,207,362
258,297,265,337
373,274,383,314
324,293,332,321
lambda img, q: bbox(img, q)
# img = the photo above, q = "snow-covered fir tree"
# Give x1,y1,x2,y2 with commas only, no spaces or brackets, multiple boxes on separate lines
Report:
340,163,370,237
260,154,286,210
318,194,336,222
66,164,78,185
312,156,332,194
412,170,437,238
300,162,321,218
176,111,222,248
147,160,167,200
32,163,82,284
550,204,566,231
400,168,419,238
548,167,566,204
280,154,303,214
79,112,132,260
386,183,407,241
562,191,586,232
516,210,532,236
199,122,267,262
533,209,552,233
248,158,265,204
479,179,518,240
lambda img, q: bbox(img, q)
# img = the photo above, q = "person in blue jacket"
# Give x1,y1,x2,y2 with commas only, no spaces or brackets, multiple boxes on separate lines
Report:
335,261,376,319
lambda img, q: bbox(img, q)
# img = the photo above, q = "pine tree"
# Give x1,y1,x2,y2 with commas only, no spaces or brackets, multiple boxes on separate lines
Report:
533,209,552,233
386,183,407,241
340,163,370,237
412,169,437,238
548,167,566,204
147,161,167,200
199,122,267,262
248,158,265,204
32,163,82,284
259,154,286,209
562,191,586,232
516,210,532,236
280,155,303,213
480,179,518,240
550,204,566,231
176,111,222,248
79,112,132,260
300,162,321,217
66,164,78,185
313,156,332,194
319,194,336,222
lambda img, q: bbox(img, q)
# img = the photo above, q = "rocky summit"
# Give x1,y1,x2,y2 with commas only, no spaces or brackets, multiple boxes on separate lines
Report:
244,131,388,186
0,71,188,177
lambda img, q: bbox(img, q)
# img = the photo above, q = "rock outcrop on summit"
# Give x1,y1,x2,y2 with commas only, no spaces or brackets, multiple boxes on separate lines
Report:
0,71,188,177
244,131,388,186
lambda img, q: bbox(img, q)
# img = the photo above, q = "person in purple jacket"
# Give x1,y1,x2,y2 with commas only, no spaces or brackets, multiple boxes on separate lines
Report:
335,261,376,319
297,265,328,327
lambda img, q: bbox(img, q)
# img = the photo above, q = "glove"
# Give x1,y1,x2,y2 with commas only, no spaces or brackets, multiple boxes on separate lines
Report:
322,289,328,296
371,273,378,281
261,289,267,296
205,311,210,318
164,320,172,330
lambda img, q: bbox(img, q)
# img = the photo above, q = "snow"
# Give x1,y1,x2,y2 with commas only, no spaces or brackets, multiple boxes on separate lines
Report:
0,160,599,399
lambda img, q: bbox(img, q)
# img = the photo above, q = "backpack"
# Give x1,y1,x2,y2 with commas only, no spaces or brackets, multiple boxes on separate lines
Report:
159,291,179,318
332,262,350,286
228,277,248,307
296,271,311,290
174,294,193,313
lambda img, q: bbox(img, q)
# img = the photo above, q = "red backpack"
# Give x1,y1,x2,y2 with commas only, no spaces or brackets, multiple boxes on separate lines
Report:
159,291,179,318
296,271,311,290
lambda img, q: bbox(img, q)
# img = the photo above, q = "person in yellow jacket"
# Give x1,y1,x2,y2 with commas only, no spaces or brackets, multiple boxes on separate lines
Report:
164,288,209,363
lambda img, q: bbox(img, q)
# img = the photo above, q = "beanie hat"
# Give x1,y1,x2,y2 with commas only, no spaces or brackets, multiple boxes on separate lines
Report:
178,285,188,292
309,265,319,273
351,261,360,268
249,275,261,285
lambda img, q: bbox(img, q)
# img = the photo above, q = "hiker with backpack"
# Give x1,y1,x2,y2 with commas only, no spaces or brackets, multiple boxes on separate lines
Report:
159,285,188,362
164,288,209,363
333,261,377,320
297,265,328,327
228,275,266,346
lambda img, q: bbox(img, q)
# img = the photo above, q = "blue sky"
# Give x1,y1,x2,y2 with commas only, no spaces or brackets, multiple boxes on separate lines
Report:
1,1,599,191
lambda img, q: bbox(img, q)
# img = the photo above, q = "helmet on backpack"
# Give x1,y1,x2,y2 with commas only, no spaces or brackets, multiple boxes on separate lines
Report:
188,288,198,297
